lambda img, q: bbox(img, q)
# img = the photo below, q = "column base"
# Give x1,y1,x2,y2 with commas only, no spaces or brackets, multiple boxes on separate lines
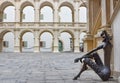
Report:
14,46,21,52
53,46,59,53
74,46,80,53
34,46,40,52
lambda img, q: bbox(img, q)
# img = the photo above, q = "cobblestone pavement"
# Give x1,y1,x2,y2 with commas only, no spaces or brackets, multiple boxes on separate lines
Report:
0,53,118,83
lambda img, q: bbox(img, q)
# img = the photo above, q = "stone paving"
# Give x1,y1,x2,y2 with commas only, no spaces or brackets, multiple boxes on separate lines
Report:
0,53,118,83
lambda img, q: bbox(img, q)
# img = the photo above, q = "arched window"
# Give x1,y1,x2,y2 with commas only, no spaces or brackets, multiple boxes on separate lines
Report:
22,6,34,22
59,6,72,22
40,6,53,22
79,7,87,22
3,6,15,22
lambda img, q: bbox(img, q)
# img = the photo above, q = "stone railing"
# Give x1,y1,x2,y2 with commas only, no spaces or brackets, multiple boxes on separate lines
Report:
0,22,87,29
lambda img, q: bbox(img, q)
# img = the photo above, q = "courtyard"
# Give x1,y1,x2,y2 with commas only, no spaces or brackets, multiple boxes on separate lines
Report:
0,53,118,83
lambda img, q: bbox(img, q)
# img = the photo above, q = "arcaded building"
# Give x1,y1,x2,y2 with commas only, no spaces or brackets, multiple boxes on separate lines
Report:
0,0,87,53
87,0,120,78
0,0,120,78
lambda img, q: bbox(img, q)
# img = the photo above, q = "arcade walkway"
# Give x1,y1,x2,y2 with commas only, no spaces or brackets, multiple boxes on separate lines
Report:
0,53,118,83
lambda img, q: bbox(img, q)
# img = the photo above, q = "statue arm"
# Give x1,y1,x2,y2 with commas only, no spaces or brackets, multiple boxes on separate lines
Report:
74,43,105,63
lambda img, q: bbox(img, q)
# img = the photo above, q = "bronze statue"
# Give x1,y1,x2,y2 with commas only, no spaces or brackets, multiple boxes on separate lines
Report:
73,30,112,81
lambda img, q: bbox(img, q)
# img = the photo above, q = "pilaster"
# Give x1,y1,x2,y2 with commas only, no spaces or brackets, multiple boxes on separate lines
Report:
53,29,59,53
34,1,40,22
14,30,21,52
74,30,80,52
53,1,59,22
15,2,20,22
34,30,40,52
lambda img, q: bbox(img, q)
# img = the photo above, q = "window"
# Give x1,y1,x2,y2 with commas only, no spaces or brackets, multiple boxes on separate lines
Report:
40,41,46,47
3,41,9,47
22,41,27,47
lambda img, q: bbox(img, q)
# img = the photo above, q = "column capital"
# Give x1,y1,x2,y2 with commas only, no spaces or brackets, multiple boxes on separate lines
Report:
53,0,59,2
34,0,40,2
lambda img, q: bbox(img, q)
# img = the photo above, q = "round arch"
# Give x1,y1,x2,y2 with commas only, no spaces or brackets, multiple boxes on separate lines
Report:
0,1,15,11
0,30,14,52
58,1,74,11
39,29,54,38
0,30,14,38
39,31,53,52
19,30,34,52
20,1,34,10
39,1,54,10
58,2,74,22
59,29,75,38
59,30,74,52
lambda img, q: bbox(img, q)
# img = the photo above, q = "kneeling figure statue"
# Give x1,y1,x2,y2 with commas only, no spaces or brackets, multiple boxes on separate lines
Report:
73,30,112,81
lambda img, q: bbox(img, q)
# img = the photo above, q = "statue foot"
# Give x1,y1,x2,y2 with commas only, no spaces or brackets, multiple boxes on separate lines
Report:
73,77,78,80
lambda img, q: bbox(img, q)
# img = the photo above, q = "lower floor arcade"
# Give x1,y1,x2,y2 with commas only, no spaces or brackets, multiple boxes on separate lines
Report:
0,28,86,53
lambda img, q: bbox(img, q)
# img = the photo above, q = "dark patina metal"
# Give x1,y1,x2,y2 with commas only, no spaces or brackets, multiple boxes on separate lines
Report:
73,30,112,81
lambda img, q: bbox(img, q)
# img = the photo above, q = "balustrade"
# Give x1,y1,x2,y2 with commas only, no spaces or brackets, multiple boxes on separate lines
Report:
0,22,87,29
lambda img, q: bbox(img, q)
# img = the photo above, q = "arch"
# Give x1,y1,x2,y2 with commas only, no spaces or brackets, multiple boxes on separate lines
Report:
0,29,14,38
0,1,15,11
59,29,74,38
3,32,14,52
39,29,54,38
0,30,14,52
79,6,87,22
59,31,74,52
40,6,53,22
39,1,54,10
58,1,74,22
39,31,53,52
3,6,15,22
20,1,35,22
19,29,34,38
20,1,34,11
59,6,72,22
58,1,74,11
21,31,34,52
22,6,35,22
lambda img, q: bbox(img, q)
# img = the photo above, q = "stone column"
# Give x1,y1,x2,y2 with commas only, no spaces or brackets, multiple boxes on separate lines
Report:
101,0,107,25
15,8,20,22
74,1,79,23
74,30,80,52
53,29,59,52
34,30,40,52
14,30,21,52
0,38,3,52
34,1,40,22
53,1,59,22
34,9,40,22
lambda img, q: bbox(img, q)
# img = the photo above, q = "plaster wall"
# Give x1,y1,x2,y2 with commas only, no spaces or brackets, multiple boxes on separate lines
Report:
112,8,120,72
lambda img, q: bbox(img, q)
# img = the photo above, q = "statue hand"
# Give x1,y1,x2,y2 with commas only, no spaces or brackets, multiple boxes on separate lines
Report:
74,58,80,63
74,58,83,63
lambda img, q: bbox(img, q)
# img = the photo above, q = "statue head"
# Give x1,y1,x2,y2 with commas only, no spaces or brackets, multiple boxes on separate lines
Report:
100,30,112,40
